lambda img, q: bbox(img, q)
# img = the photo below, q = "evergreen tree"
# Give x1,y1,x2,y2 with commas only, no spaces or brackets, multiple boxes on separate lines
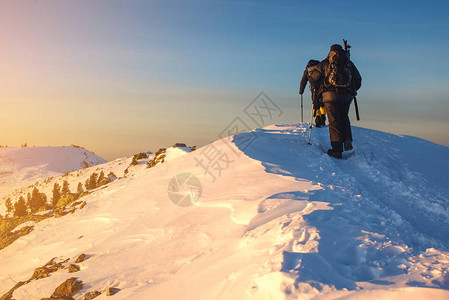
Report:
98,171,105,183
85,172,98,190
14,196,28,217
77,182,84,194
52,183,61,207
5,198,13,215
61,180,70,195
29,187,47,213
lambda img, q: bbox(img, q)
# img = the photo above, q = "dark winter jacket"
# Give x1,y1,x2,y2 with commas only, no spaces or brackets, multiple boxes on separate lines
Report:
316,58,362,102
299,60,321,94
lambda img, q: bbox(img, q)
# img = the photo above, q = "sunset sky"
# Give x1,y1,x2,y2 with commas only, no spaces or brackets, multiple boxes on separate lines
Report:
1,0,448,160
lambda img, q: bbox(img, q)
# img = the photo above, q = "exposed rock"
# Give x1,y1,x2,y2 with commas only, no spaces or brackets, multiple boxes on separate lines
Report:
31,258,67,280
106,287,121,296
0,215,49,250
133,152,149,160
68,264,80,273
55,193,78,208
1,257,72,300
154,148,166,157
54,208,74,218
0,225,34,250
147,148,166,168
31,266,50,280
84,291,101,300
172,143,187,147
0,281,26,300
75,253,86,263
51,277,83,299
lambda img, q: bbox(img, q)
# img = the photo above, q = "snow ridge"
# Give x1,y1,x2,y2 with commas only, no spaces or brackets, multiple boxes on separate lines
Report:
0,124,448,299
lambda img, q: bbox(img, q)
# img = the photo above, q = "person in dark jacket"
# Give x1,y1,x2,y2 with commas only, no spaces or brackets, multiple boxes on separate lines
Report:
299,60,326,127
316,44,362,158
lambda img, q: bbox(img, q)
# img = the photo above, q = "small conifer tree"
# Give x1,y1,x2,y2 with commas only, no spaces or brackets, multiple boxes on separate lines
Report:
5,198,13,215
98,171,105,184
14,196,28,217
52,183,61,207
61,180,70,195
29,187,47,213
85,172,98,190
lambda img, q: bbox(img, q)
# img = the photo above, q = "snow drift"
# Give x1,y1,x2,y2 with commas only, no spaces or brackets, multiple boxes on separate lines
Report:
0,124,448,300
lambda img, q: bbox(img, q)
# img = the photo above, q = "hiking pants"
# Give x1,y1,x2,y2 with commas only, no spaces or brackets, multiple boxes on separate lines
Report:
324,100,352,152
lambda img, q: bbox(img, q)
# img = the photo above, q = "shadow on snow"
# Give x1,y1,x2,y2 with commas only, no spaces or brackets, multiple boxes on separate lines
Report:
233,124,449,290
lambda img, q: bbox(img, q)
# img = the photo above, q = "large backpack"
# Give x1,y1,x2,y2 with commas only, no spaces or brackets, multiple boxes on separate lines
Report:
306,59,321,89
325,49,353,93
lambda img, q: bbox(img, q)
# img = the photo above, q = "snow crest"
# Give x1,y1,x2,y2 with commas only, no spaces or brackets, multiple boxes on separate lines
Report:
0,124,448,299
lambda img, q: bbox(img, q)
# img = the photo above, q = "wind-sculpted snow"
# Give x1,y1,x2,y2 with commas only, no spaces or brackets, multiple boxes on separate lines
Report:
0,124,448,299
234,124,449,295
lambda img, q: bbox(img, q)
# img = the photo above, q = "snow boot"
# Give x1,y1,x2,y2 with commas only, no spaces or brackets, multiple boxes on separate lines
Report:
327,149,342,159
344,140,353,151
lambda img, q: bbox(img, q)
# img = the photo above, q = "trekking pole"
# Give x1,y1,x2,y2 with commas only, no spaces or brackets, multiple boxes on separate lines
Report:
300,94,304,123
353,96,360,120
307,108,314,145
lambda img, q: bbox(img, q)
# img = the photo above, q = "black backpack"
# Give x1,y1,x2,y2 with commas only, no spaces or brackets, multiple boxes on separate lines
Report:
306,59,321,88
325,49,352,93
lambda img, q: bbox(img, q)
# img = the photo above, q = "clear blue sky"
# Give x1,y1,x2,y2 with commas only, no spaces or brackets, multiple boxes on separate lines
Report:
1,0,448,160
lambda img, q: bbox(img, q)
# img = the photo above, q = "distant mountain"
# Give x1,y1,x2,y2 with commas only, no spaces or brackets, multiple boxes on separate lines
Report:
0,146,106,204
0,126,448,300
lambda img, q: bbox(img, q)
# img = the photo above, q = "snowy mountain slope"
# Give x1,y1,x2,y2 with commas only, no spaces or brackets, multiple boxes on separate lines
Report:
0,146,106,202
1,124,448,300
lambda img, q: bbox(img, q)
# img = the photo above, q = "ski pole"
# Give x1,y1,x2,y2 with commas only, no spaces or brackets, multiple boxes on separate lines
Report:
307,108,314,145
300,94,304,123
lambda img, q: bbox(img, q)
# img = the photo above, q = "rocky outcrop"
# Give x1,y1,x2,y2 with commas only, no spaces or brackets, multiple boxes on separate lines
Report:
68,264,80,273
0,281,26,300
84,290,101,300
172,143,187,147
75,253,86,263
0,215,49,250
106,287,120,296
31,258,67,280
50,277,83,299
147,148,166,168
0,258,68,300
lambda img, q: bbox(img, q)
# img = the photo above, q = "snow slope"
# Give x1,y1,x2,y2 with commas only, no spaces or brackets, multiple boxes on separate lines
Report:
0,124,448,299
0,146,106,206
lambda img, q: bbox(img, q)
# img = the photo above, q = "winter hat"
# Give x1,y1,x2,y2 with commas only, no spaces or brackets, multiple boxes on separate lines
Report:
330,44,343,52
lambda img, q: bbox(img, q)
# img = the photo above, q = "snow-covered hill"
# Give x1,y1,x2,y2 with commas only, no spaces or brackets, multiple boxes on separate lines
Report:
0,146,106,208
1,124,448,300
